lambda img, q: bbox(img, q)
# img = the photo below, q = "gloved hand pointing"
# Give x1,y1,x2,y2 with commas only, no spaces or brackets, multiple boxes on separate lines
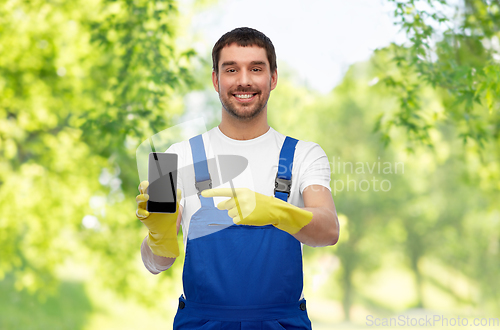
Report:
201,188,313,235
136,181,181,258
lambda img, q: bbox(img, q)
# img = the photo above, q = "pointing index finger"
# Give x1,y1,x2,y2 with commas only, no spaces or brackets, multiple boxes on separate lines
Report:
201,188,236,198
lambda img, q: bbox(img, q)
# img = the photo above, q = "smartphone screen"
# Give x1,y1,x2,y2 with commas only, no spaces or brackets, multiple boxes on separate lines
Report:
147,152,178,213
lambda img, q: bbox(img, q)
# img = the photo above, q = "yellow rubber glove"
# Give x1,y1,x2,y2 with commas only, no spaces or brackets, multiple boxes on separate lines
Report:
136,181,180,258
201,188,313,235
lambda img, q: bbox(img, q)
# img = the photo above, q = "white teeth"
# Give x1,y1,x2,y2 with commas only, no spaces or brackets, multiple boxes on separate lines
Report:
235,94,254,99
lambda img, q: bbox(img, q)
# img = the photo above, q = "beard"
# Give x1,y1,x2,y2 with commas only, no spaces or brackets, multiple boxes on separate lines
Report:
218,85,271,121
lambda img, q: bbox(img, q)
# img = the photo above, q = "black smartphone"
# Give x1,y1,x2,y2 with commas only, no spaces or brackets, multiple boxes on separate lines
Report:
147,152,178,213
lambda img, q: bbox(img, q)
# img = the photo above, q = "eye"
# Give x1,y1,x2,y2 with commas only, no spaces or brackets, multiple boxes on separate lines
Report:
251,68,262,72
226,69,236,73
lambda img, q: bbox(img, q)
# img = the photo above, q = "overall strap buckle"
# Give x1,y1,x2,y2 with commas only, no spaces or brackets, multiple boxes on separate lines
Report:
195,178,212,197
274,176,292,197
189,134,214,208
274,136,299,202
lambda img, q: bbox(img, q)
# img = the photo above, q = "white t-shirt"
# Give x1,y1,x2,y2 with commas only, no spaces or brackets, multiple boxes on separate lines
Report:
143,126,332,298
169,126,332,248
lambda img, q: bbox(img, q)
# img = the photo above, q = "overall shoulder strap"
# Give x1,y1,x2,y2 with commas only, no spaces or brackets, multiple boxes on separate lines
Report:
274,136,299,202
189,134,214,207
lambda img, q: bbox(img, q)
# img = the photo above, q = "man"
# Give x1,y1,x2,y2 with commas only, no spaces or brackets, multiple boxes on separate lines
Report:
136,27,339,329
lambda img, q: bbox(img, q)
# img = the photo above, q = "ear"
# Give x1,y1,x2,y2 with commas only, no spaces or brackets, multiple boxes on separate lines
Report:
212,71,219,93
270,69,278,91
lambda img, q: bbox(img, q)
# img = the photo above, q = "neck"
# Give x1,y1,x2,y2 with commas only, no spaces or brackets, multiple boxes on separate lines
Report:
218,109,270,140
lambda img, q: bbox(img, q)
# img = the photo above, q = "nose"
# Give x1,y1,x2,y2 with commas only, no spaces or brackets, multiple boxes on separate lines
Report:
237,70,251,87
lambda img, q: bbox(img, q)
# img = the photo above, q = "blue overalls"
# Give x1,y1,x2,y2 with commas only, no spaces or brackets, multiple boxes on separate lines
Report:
173,134,312,330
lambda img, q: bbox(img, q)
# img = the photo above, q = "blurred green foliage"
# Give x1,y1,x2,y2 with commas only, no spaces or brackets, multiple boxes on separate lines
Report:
266,1,500,320
0,0,195,307
0,273,92,329
268,48,499,321
377,0,500,150
0,0,499,328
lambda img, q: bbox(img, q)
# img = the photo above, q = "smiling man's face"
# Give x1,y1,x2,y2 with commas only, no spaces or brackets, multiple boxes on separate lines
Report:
212,43,278,121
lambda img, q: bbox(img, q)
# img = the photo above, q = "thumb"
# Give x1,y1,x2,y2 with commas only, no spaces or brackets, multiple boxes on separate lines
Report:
139,181,149,194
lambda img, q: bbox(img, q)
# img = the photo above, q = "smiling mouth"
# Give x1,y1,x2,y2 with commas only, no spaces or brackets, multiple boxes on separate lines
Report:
233,93,258,100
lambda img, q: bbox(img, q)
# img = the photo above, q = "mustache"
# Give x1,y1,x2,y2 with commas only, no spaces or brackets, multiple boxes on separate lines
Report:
231,88,260,93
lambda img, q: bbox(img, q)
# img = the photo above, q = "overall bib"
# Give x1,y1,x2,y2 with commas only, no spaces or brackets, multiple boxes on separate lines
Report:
173,135,312,330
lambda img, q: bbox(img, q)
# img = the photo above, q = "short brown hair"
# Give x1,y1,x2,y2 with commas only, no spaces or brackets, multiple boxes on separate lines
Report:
212,27,277,76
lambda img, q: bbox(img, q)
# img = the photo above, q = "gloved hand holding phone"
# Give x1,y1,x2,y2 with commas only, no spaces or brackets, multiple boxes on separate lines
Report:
136,181,181,258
